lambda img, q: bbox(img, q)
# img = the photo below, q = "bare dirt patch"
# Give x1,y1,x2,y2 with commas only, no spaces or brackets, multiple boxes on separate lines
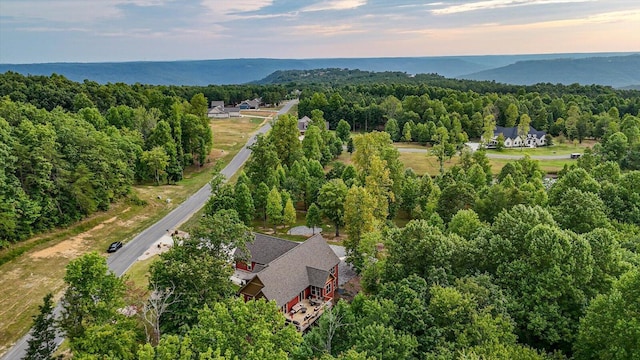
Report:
30,216,117,259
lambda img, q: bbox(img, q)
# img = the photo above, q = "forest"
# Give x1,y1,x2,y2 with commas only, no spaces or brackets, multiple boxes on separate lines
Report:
1,71,638,359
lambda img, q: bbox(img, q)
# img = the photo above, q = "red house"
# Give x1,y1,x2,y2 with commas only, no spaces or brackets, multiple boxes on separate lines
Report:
236,234,340,330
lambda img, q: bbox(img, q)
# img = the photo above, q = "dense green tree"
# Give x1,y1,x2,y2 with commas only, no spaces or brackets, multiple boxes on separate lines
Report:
574,269,640,360
448,209,485,240
59,253,130,347
602,131,629,163
504,103,519,127
518,114,531,148
245,134,279,187
318,179,348,237
283,198,296,227
364,155,394,222
270,114,302,167
431,126,456,174
24,293,59,360
344,186,378,269
141,146,169,185
302,125,324,162
204,183,236,216
266,187,283,231
384,118,400,142
481,115,496,148
552,188,610,234
254,182,270,223
498,225,593,353
350,324,418,360
548,167,600,205
437,182,477,223
306,203,322,235
234,183,255,225
188,299,302,359
336,119,351,142
401,121,413,142
383,220,470,284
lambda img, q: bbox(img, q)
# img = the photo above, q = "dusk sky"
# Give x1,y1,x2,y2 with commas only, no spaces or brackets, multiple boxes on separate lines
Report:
1,0,639,64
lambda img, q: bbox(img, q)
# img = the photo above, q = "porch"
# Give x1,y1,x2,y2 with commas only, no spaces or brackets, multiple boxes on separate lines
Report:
285,297,332,332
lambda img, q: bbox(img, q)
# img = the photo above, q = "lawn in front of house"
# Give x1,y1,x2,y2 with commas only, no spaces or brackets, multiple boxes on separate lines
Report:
488,140,595,156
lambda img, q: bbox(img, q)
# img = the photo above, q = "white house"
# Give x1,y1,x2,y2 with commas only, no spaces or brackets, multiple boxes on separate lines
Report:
487,126,547,148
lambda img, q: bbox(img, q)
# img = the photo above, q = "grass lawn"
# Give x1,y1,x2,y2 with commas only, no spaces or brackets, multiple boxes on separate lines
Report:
125,256,157,290
0,115,270,355
488,140,594,156
399,152,460,176
488,158,577,174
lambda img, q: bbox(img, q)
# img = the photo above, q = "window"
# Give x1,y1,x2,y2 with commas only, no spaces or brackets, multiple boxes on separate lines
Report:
247,263,252,271
330,266,335,275
311,286,321,298
325,282,332,295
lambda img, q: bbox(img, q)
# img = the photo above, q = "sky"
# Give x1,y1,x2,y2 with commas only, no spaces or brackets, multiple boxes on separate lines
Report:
1,0,639,63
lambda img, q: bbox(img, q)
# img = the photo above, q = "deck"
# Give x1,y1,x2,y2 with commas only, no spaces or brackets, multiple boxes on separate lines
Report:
285,298,331,332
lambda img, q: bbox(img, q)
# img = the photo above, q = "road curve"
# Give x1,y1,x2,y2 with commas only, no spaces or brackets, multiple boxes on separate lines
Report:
1,100,298,360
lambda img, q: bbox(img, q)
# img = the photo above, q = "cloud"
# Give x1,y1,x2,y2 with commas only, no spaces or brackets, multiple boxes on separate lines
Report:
199,0,273,16
431,0,593,15
292,23,365,36
0,1,123,23
302,0,367,12
481,9,640,29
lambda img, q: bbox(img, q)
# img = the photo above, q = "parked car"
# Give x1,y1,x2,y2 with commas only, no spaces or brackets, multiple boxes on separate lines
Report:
107,241,123,253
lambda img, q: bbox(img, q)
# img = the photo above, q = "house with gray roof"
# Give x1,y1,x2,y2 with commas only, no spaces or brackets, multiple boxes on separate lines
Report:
487,125,547,148
236,233,340,320
207,101,241,118
298,116,330,135
298,116,312,134
239,98,261,110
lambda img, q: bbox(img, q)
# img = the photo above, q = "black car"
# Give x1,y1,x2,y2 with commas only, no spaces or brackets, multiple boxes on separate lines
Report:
107,241,123,253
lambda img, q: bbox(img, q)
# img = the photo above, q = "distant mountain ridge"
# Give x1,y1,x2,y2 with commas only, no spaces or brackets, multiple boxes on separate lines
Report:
0,52,636,87
460,54,640,88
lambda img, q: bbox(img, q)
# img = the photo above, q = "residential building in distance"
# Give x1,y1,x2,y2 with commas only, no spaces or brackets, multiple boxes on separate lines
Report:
207,101,241,118
487,125,547,148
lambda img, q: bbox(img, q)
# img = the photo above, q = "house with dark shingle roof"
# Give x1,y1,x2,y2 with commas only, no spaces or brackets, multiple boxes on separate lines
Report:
235,233,340,318
487,125,547,148
298,116,311,134
239,98,261,110
298,116,330,135
207,101,241,118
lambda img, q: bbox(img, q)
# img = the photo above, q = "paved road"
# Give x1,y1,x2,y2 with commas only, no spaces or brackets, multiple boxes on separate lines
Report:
397,146,577,160
1,100,298,360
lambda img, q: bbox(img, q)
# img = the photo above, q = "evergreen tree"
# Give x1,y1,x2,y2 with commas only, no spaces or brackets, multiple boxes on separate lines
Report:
254,182,270,224
234,183,255,226
347,137,354,154
24,293,59,360
306,203,322,235
283,198,297,228
336,119,351,142
266,186,283,232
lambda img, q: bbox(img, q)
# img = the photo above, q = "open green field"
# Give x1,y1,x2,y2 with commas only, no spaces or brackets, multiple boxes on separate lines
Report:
487,140,595,156
0,116,269,355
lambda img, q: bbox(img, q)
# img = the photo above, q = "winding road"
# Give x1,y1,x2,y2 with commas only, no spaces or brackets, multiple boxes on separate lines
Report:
1,100,298,360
